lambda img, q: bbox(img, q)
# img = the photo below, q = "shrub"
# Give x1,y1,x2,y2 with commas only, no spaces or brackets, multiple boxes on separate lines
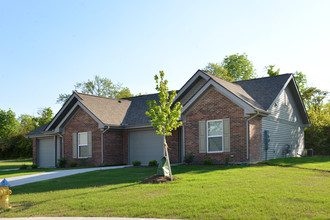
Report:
31,163,38,169
203,158,213,165
225,155,230,166
148,160,158,166
184,152,195,164
19,164,28,170
70,161,77,167
132,160,141,166
57,158,67,168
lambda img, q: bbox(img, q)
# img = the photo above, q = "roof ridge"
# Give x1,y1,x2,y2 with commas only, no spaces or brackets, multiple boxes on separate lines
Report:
234,73,292,83
76,92,130,101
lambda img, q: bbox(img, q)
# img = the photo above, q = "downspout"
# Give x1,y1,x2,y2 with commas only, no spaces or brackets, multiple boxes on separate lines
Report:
101,126,110,165
57,133,64,158
246,111,260,161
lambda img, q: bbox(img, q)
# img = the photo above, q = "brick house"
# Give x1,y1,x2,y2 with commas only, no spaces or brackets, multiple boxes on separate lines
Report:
26,70,310,168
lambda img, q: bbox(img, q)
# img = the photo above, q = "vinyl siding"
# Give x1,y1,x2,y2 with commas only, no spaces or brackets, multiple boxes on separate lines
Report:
262,87,305,160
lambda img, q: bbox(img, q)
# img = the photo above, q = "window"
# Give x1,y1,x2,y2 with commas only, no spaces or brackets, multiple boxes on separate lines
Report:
207,120,223,153
78,132,88,158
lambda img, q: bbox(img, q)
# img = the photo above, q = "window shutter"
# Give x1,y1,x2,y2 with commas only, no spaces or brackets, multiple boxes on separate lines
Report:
199,121,207,153
72,133,77,158
88,131,92,158
223,118,230,152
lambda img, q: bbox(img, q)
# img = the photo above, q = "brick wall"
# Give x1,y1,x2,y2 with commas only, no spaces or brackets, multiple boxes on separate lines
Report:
183,87,249,164
167,128,180,164
103,129,126,165
249,116,262,163
62,107,102,167
32,138,37,164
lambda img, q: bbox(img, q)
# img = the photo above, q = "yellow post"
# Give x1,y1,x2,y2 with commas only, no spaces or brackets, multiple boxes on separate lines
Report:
0,179,12,209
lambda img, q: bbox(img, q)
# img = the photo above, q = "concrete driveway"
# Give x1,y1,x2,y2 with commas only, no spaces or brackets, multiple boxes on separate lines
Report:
5,165,130,187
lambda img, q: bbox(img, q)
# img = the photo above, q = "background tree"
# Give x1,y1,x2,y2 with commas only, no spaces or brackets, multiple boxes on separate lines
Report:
57,75,133,104
221,53,256,81
265,65,280,76
294,71,307,94
292,71,329,155
34,107,53,127
0,109,19,139
204,63,234,81
0,107,54,159
204,53,256,81
145,71,182,181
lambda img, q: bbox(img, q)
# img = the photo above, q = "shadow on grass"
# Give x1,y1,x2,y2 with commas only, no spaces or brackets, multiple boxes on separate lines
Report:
0,158,33,170
259,156,330,167
12,165,249,195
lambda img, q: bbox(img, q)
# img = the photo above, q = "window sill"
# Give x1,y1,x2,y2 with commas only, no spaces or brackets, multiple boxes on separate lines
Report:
207,151,224,154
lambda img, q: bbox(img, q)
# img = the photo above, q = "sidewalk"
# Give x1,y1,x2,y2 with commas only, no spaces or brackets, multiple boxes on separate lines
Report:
5,165,130,187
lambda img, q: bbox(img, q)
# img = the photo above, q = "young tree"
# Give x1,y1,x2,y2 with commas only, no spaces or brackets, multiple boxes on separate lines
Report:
145,71,182,180
57,75,133,104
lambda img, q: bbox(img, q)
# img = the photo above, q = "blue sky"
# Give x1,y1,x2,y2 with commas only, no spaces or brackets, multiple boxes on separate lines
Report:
0,0,329,117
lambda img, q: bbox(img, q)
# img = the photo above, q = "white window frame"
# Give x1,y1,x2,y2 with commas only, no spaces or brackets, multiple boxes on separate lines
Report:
78,132,88,158
207,119,223,153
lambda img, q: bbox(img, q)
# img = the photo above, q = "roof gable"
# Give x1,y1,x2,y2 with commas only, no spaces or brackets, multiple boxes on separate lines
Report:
234,74,292,110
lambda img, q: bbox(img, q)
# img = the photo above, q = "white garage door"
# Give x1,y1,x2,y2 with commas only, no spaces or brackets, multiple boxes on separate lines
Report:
38,137,56,168
129,129,163,165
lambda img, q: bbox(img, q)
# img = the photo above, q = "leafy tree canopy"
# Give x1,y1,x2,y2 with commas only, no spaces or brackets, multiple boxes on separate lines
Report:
265,65,280,77
0,109,19,142
204,63,234,81
204,53,256,81
221,53,256,81
57,75,133,104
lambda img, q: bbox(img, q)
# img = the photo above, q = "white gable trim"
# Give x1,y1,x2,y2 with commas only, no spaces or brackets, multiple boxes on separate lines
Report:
45,93,81,131
175,70,210,102
54,102,105,132
181,80,256,115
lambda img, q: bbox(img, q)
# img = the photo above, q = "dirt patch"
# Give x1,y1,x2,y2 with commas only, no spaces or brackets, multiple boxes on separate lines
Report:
141,174,181,184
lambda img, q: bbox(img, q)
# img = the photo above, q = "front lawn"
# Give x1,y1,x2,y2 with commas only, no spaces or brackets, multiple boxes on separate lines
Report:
1,165,329,219
0,158,33,170
259,156,330,171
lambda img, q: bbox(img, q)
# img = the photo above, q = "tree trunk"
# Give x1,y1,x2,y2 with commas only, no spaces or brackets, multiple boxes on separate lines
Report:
163,135,173,181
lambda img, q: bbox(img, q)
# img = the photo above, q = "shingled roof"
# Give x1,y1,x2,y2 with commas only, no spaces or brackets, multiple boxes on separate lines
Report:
77,93,131,126
122,93,160,127
202,71,265,111
25,122,51,137
26,71,298,137
233,74,292,110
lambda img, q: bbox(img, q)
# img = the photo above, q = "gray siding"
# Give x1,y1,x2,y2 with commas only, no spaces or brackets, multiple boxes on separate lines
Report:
180,78,207,106
262,87,305,160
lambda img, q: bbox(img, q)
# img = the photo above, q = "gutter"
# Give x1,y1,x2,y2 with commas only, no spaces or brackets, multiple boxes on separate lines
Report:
246,111,261,160
101,126,110,165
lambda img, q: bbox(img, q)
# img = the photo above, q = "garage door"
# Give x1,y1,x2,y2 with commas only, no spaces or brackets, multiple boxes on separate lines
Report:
129,129,163,165
38,137,56,168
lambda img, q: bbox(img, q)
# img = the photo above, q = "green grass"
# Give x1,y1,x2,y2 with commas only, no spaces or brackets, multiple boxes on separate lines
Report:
1,165,329,219
0,158,33,170
259,156,330,171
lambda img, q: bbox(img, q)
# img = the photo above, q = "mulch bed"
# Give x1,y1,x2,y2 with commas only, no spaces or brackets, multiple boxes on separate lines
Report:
141,174,181,184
